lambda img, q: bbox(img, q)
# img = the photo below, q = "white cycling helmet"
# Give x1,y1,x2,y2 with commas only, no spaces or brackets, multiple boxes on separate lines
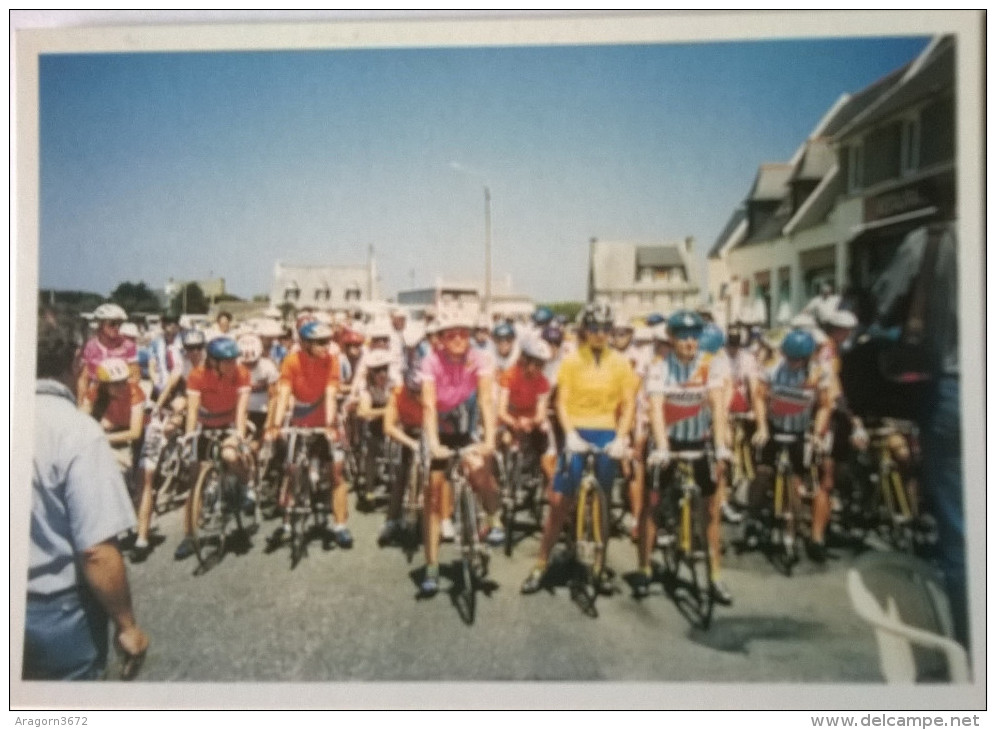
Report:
435,310,474,333
96,357,130,384
119,322,140,339
365,349,394,371
789,312,818,330
826,310,858,330
651,323,670,342
368,320,393,340
403,323,426,349
254,319,284,338
520,338,552,362
237,334,264,362
633,326,652,344
93,303,127,322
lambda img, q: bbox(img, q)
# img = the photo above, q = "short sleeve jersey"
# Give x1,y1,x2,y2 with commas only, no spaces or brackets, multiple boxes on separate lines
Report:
82,336,138,379
247,358,280,414
187,364,251,429
723,348,759,414
557,345,635,430
280,349,341,427
499,363,550,419
393,385,424,430
421,348,493,414
761,357,829,434
90,381,145,431
645,351,724,442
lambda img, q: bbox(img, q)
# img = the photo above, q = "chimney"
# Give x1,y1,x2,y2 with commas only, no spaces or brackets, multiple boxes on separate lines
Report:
685,236,694,253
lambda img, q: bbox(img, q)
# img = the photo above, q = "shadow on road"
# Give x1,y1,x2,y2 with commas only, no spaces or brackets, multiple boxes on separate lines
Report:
686,615,825,654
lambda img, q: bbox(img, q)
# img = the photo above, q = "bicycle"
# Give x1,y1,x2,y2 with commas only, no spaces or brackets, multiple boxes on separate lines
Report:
187,428,260,572
144,407,194,517
563,444,614,618
278,426,334,568
650,450,716,629
399,437,428,559
744,433,809,575
856,419,929,553
253,437,282,520
445,447,492,625
728,413,757,510
496,433,546,557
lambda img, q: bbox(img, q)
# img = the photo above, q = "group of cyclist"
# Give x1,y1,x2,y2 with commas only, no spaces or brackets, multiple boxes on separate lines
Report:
75,295,925,612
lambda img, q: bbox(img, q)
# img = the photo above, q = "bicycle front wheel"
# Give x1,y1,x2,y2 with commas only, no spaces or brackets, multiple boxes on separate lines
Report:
574,479,608,616
685,489,715,630
457,484,478,624
191,465,227,570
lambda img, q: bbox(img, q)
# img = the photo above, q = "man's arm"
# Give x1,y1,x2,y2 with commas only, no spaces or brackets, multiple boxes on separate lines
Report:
80,540,149,675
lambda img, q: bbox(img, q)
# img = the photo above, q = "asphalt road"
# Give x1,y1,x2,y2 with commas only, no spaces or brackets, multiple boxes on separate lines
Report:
123,487,885,686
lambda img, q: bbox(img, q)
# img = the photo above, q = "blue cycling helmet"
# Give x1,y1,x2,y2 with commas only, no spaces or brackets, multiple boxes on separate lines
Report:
299,321,334,342
492,322,515,340
666,310,704,337
645,312,665,326
541,324,564,346
698,323,725,354
531,306,554,326
781,328,816,359
206,336,240,360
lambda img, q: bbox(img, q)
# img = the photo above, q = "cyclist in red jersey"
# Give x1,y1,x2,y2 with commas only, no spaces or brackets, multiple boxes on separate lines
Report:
497,337,556,487
173,337,252,560
267,321,353,548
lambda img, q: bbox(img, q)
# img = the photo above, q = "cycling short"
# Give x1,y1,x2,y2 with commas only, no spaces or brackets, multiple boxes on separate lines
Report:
248,412,267,441
429,432,474,472
272,431,337,467
553,428,616,498
645,440,717,499
760,429,808,477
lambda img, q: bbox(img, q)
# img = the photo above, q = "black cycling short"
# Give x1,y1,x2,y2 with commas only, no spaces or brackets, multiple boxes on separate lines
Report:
429,432,474,472
645,439,717,499
760,429,807,476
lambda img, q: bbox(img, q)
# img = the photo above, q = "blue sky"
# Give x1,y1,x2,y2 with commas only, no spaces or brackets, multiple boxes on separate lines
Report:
39,35,931,304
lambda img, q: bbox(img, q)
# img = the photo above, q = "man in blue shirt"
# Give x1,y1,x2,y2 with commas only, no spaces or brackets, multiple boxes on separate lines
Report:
25,315,149,680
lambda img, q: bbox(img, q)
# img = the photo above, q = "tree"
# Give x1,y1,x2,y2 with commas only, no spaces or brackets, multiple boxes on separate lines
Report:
170,282,209,315
542,301,584,322
110,281,162,315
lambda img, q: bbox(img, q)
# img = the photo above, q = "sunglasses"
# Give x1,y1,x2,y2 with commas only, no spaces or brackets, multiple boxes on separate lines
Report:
671,329,701,340
184,345,204,351
308,339,331,347
586,323,612,334
103,321,123,328
443,328,471,340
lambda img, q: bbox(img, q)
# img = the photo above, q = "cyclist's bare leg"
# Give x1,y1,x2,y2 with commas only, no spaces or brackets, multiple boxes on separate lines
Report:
135,467,155,544
709,461,727,571
811,459,833,544
331,459,350,525
536,490,572,566
466,452,500,515
637,491,656,571
423,470,446,566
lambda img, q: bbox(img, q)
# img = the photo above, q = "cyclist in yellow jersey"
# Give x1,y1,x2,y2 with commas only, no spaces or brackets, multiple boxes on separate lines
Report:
521,303,637,594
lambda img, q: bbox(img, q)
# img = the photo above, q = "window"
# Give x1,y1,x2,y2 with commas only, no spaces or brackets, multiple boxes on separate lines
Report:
314,282,331,302
283,281,300,302
863,121,902,187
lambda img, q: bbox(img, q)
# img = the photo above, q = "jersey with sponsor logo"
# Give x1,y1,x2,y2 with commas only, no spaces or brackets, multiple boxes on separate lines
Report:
761,358,828,433
645,351,723,442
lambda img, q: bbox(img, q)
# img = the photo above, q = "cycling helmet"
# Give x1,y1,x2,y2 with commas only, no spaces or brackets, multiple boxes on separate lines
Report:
613,315,634,332
726,324,747,347
698,323,725,354
119,322,140,339
492,322,515,340
520,338,552,362
651,323,670,342
367,321,393,340
826,309,858,330
475,314,491,331
365,349,393,371
633,327,652,344
789,312,817,330
781,329,816,360
93,303,127,322
578,302,614,331
402,324,426,349
340,328,365,346
666,310,704,337
181,329,206,348
541,325,564,346
435,311,474,333
299,321,334,342
645,312,665,327
207,337,240,361
96,358,130,384
531,306,554,327
554,314,568,326
295,312,317,332
237,334,263,362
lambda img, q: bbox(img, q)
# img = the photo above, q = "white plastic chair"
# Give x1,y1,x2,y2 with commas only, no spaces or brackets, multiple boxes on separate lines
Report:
846,550,969,683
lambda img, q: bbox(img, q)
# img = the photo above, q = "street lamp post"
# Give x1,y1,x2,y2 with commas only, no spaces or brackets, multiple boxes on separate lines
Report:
483,185,491,316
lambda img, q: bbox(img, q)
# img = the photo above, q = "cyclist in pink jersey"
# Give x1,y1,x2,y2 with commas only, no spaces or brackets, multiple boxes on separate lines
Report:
418,312,504,596
79,304,137,406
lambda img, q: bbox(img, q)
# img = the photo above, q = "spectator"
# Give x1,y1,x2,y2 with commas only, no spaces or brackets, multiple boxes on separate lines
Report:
25,315,149,680
873,222,966,650
802,282,842,329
